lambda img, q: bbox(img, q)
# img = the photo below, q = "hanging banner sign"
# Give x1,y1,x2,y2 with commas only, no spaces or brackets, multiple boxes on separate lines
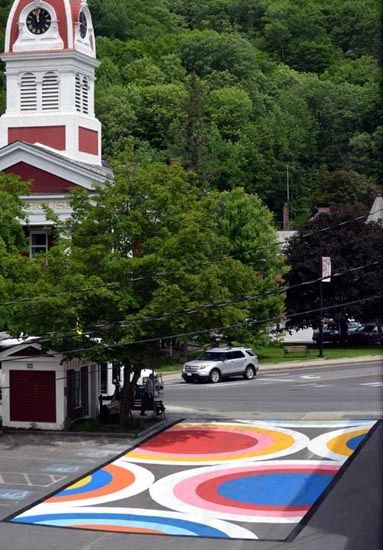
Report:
322,256,331,282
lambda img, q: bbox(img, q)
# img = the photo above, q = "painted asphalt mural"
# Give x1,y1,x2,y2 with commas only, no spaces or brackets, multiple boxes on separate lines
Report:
8,420,377,541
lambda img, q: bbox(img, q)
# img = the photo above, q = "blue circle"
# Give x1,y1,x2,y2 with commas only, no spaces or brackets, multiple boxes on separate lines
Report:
218,472,334,507
58,469,112,496
346,434,364,451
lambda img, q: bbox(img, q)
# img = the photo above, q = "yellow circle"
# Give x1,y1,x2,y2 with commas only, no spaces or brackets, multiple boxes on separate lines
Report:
327,429,368,457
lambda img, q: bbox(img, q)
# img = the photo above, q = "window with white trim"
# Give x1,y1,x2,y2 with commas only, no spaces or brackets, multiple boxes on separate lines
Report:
20,73,37,111
42,72,59,111
30,231,48,257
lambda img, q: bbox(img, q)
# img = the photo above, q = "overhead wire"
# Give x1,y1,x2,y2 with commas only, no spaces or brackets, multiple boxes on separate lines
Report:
1,206,382,307
4,259,382,345
0,291,382,393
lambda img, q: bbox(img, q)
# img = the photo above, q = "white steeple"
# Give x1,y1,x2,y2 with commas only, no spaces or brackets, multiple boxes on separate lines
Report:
0,0,102,166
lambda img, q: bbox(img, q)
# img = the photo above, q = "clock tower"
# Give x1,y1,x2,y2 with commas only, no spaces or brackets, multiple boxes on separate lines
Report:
0,0,102,166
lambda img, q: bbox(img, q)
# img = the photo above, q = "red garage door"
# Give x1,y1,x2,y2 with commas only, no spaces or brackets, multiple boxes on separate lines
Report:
10,371,56,423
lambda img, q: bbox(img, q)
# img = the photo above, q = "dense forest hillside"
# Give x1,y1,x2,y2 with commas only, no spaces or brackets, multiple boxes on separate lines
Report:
0,0,381,223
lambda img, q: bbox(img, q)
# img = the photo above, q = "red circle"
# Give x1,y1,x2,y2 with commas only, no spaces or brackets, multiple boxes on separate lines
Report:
140,429,257,454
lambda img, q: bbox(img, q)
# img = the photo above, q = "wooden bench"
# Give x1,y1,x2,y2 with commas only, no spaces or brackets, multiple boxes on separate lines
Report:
99,395,166,420
283,344,310,357
131,398,166,418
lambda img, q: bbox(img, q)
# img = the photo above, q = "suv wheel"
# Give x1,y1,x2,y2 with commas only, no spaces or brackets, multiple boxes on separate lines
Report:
244,365,255,380
209,369,221,384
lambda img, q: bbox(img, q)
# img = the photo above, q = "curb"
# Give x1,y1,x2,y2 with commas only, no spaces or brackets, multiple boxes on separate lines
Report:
261,356,383,371
162,354,383,384
0,418,174,441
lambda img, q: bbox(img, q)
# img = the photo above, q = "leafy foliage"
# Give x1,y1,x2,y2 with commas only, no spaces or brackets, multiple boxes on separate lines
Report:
8,159,286,421
86,0,382,222
0,0,380,221
285,205,383,328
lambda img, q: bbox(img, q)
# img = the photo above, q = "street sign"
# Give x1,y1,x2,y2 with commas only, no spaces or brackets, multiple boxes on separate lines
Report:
322,256,331,282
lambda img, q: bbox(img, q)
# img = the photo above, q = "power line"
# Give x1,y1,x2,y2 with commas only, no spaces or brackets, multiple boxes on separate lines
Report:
7,259,383,346
1,206,382,307
1,291,382,373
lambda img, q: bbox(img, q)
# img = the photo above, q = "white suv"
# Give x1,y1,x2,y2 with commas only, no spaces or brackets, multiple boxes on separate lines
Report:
182,347,259,384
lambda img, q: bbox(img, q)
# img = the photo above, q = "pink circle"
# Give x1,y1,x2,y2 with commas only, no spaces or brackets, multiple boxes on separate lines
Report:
172,463,339,518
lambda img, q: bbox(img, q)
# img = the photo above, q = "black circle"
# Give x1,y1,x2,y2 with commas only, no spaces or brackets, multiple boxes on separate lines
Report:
26,8,51,35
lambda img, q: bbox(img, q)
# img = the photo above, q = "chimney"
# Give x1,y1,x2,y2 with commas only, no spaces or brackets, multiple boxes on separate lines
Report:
283,202,289,231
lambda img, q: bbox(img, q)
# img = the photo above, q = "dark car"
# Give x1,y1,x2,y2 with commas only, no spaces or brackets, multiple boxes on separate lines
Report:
313,327,341,345
348,324,383,346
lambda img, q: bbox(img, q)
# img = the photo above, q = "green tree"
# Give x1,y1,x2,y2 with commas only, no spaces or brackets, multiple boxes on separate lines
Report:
10,158,285,424
258,0,336,72
311,170,381,209
0,174,36,330
176,30,258,80
206,86,252,140
285,205,383,332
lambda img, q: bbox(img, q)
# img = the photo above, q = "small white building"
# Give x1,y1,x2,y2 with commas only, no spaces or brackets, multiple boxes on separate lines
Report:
0,340,100,430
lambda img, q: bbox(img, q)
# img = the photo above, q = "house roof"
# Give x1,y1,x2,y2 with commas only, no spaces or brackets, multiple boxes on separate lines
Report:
0,141,113,185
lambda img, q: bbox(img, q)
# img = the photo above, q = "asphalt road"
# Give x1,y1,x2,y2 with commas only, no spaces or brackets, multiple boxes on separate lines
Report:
0,360,381,550
164,362,383,419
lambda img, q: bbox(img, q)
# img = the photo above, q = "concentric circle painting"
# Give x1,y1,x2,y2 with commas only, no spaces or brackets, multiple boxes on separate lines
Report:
45,461,154,507
308,425,372,461
123,422,310,465
7,419,377,541
150,460,341,523
11,505,257,539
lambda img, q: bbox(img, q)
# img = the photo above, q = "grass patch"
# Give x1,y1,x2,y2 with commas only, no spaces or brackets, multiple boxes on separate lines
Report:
256,344,383,363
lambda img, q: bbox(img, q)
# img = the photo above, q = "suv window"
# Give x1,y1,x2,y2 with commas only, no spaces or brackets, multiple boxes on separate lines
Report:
199,352,225,361
245,350,255,356
230,351,245,359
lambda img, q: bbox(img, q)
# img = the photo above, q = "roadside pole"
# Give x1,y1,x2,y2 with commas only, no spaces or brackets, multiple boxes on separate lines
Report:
318,239,324,358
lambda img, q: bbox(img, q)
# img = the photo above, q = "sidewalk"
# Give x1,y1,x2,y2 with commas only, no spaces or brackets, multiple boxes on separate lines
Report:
162,354,383,384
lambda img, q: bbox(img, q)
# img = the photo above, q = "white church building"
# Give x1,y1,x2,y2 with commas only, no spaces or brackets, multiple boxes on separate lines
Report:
0,0,111,429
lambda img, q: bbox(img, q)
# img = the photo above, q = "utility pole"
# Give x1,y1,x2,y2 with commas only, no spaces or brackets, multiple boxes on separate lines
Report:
318,237,324,358
286,163,290,202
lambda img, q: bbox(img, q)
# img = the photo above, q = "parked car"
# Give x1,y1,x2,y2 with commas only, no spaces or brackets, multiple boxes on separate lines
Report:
313,321,363,345
347,321,362,334
348,324,383,346
313,327,341,345
182,347,259,383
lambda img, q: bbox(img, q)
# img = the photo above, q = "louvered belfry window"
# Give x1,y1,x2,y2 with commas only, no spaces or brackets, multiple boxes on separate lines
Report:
42,72,59,111
82,76,89,114
20,73,37,111
75,74,82,112
75,74,89,114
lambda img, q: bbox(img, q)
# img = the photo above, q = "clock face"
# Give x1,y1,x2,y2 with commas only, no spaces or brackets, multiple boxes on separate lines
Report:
79,11,88,38
26,7,52,35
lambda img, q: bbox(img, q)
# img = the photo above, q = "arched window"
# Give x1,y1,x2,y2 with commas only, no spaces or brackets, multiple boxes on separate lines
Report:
42,72,59,111
20,73,37,111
